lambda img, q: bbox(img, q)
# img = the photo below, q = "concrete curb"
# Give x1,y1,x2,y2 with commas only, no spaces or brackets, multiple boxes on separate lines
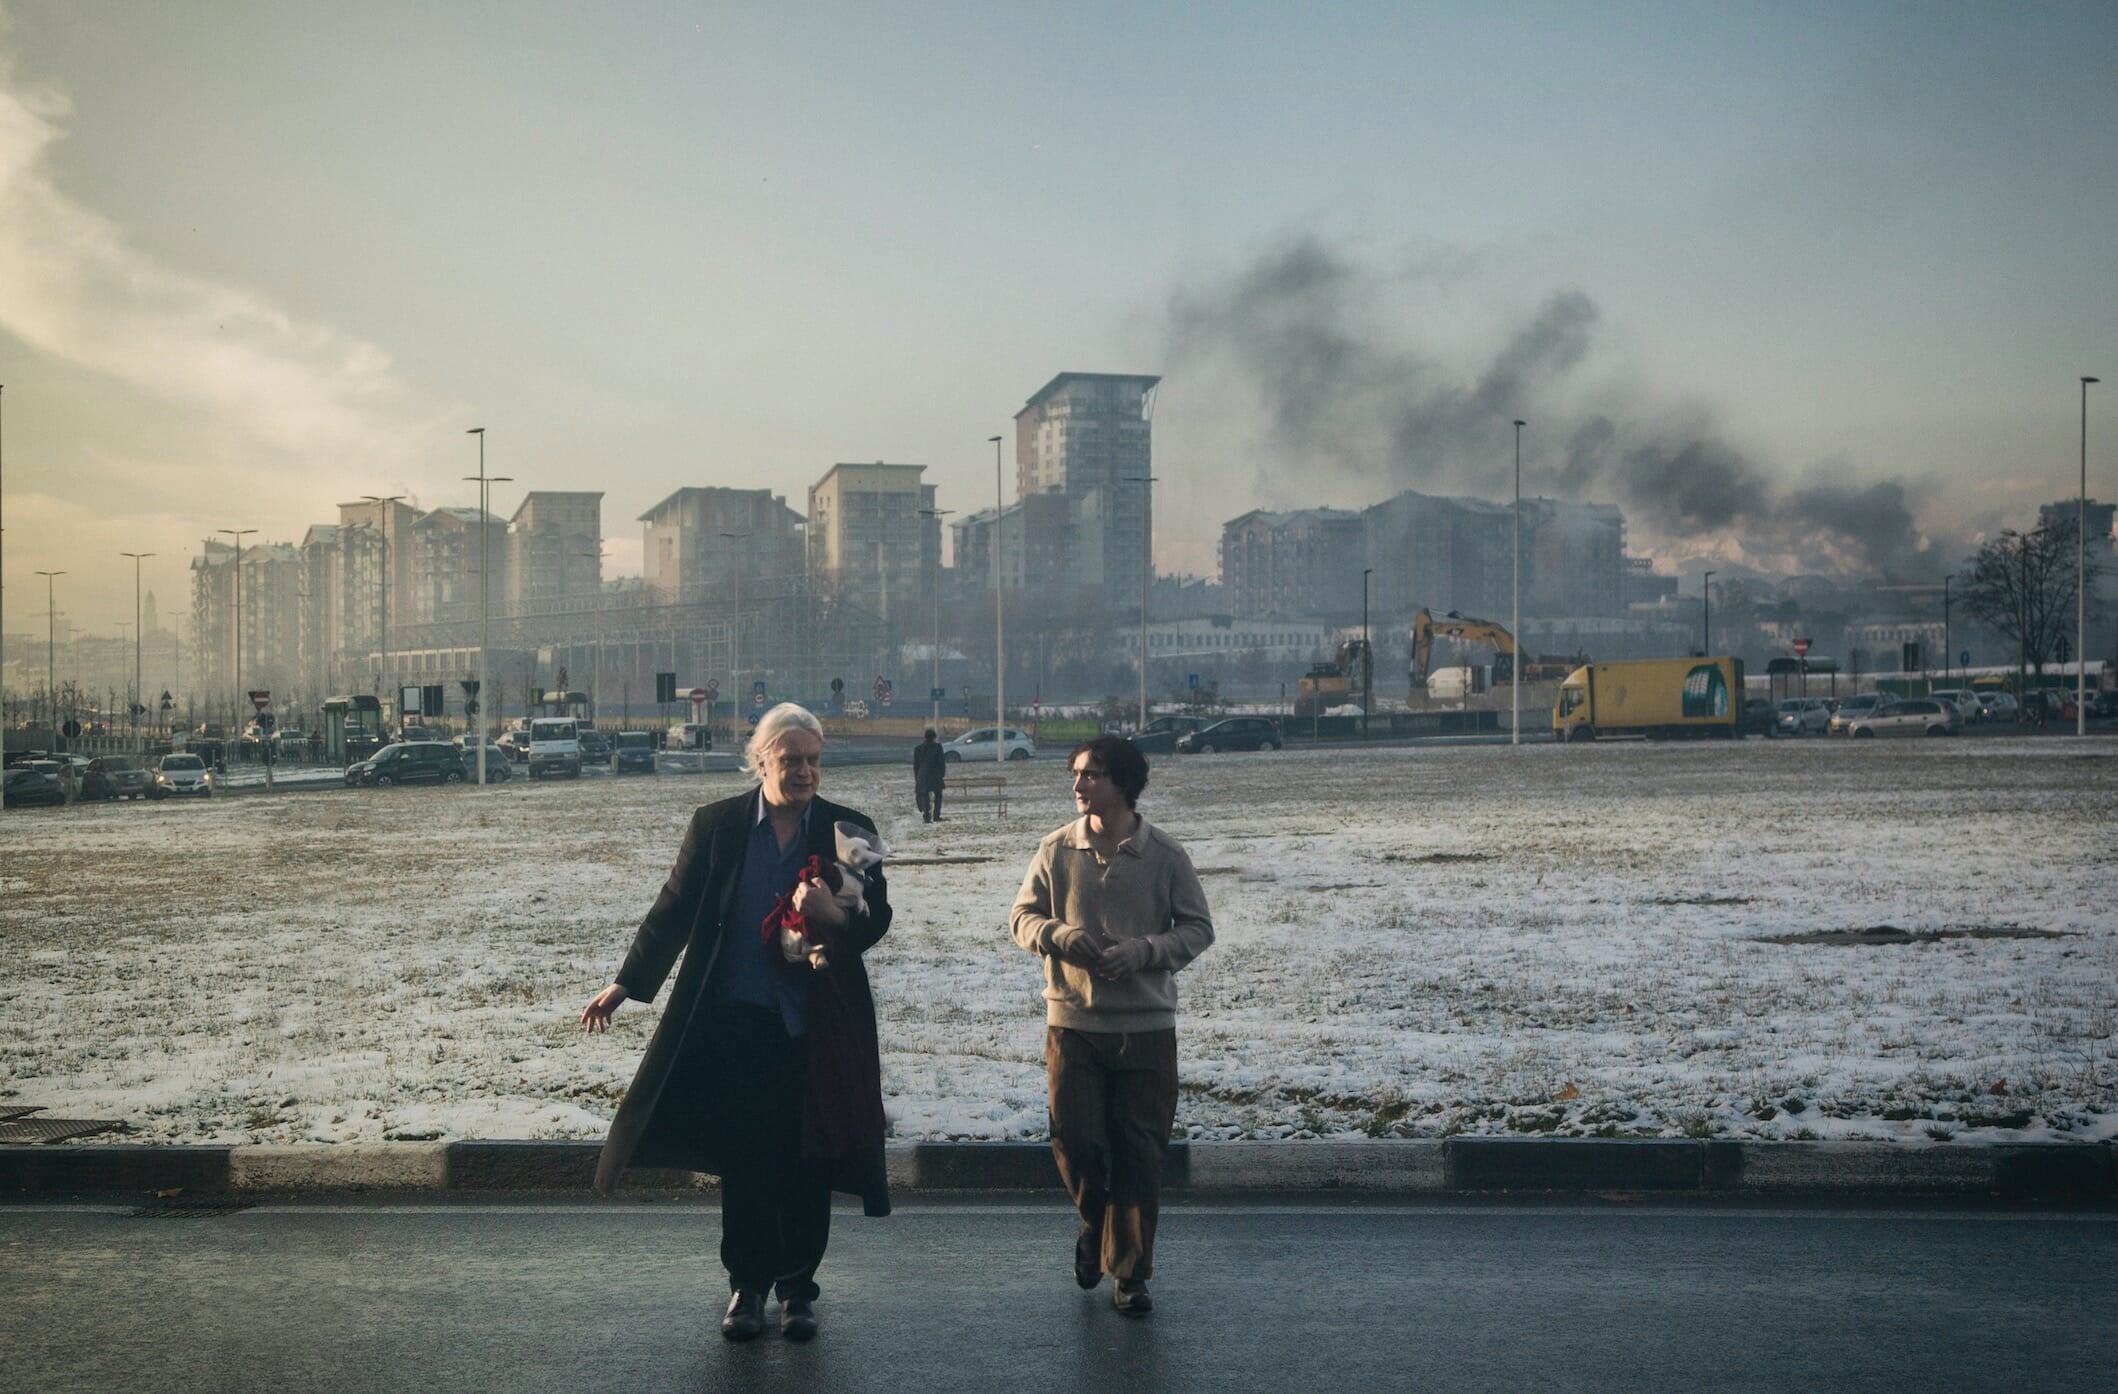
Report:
4,1139,2111,1201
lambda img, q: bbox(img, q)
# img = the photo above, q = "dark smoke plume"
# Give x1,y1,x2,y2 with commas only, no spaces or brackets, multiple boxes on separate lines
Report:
1164,236,1931,576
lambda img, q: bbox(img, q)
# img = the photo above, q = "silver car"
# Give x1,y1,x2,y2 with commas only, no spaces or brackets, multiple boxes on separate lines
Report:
150,752,215,798
1827,694,1889,735
1775,698,1833,736
1844,697,1960,738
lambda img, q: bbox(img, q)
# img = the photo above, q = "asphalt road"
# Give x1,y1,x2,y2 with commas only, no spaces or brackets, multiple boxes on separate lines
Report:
5,1197,2110,1393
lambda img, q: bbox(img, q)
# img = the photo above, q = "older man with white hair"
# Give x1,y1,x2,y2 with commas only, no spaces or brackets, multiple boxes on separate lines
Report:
582,703,893,1343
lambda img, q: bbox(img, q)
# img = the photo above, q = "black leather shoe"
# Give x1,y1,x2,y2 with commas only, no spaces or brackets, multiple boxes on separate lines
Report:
1113,1279,1153,1316
722,1289,766,1341
780,1296,818,1342
1074,1229,1102,1290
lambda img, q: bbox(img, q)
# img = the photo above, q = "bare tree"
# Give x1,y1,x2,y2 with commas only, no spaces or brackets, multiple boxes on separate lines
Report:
1958,518,2102,687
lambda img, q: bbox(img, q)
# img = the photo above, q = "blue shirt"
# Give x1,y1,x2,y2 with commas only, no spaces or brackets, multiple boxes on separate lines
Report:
712,791,812,1036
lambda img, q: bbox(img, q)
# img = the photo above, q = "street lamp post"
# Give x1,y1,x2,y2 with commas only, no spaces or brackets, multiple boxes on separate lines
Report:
1702,570,1716,657
1943,573,1954,691
360,496,406,715
1511,419,1524,746
216,528,254,732
990,434,1005,761
721,531,747,743
919,507,954,725
1362,567,1373,741
2079,376,2099,736
1121,475,1158,731
463,429,510,785
121,551,154,750
34,570,62,746
578,547,606,724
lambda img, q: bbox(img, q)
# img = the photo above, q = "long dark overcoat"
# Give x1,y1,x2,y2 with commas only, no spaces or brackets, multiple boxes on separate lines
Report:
593,788,893,1214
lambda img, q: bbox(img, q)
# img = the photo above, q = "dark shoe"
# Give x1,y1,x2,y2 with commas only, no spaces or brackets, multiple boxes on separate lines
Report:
722,1289,766,1341
1113,1279,1152,1316
780,1295,818,1341
1074,1229,1102,1290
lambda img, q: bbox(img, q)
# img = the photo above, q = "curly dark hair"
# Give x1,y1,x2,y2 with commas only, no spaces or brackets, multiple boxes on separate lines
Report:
1070,734,1149,809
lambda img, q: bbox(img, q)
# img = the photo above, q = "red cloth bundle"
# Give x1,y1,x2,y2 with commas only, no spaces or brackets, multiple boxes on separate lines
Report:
761,854,844,966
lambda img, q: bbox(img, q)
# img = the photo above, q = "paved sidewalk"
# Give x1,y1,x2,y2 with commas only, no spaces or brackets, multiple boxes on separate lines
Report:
5,1138,2111,1201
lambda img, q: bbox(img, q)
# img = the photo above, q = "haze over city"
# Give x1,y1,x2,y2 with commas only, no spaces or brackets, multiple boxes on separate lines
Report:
1,1,2113,639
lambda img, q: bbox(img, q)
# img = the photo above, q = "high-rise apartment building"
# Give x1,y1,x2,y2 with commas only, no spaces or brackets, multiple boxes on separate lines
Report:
508,492,603,615
639,487,806,605
1012,372,1160,608
807,463,939,624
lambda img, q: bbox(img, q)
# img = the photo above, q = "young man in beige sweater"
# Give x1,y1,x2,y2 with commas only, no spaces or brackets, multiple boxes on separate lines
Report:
1009,734,1215,1316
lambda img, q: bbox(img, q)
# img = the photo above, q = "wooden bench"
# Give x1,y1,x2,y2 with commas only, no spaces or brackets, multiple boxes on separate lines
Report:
942,773,1009,816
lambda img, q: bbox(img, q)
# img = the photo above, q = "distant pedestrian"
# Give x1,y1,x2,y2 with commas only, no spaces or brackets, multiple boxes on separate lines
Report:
1009,735,1214,1317
581,703,893,1343
913,728,947,822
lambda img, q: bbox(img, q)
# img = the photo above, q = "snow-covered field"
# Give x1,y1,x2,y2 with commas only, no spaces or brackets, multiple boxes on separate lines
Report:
5,737,2114,1148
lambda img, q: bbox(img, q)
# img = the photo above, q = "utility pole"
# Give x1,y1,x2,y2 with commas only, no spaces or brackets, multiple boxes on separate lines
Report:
35,570,63,749
121,551,154,751
990,434,1005,758
464,429,510,785
216,529,254,738
361,496,406,717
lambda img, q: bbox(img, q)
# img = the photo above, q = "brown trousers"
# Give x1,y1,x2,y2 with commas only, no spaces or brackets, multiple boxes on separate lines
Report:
1046,1026,1179,1282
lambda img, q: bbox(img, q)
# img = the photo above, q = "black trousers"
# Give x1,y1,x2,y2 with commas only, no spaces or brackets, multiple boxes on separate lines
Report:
917,781,944,820
1046,1026,1179,1282
691,1004,831,1300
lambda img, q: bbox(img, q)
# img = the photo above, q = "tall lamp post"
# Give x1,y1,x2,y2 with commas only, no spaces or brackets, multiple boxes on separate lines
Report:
34,569,62,745
360,496,405,714
1362,567,1373,742
463,429,510,784
990,434,1005,759
1511,419,1524,746
1,384,8,773
121,551,154,749
1942,573,1954,691
578,547,606,723
217,528,254,730
2079,376,2100,736
1702,570,1715,657
721,531,747,742
919,507,954,725
1122,475,1158,730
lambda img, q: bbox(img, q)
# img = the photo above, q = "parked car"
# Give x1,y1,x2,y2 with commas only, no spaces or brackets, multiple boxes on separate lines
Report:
2089,690,2118,721
1774,698,1833,736
1969,691,2017,723
941,727,1035,762
1738,698,1778,737
497,729,532,763
673,722,715,751
150,752,215,798
1826,694,1889,735
2,765,66,808
1128,715,1211,754
612,730,657,774
399,725,442,743
1844,697,1960,738
576,728,613,764
452,739,514,780
81,755,153,801
1176,717,1284,753
345,740,468,787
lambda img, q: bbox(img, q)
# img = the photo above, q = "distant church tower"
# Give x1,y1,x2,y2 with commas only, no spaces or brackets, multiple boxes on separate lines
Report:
144,590,160,637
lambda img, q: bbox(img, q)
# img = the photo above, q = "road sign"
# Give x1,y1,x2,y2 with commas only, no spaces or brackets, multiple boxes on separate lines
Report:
1961,650,1971,668
1792,639,1810,658
876,679,893,707
62,719,81,739
256,712,276,732
249,689,272,709
705,678,720,699
930,687,945,702
1188,673,1199,689
753,680,768,708
689,687,706,703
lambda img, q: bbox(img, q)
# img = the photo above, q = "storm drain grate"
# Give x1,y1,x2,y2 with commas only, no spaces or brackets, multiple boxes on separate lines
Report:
0,1118,124,1144
127,1201,253,1220
0,1105,46,1122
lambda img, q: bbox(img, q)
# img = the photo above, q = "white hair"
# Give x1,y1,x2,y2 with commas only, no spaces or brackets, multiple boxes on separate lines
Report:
743,702,825,775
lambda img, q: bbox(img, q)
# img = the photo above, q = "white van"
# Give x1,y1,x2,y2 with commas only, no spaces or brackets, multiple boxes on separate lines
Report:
527,718,582,780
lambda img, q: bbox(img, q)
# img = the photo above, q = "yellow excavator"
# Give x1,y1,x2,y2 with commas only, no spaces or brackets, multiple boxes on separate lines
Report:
1410,609,1519,688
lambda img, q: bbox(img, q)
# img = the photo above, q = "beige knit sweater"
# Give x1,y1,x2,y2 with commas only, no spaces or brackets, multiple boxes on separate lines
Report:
1009,814,1216,1032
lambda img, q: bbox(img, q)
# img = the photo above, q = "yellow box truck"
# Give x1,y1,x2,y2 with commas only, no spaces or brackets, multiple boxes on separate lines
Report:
1553,657,1744,741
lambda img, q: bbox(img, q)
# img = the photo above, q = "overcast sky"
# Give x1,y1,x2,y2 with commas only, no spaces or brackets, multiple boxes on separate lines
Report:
2,1,2113,636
